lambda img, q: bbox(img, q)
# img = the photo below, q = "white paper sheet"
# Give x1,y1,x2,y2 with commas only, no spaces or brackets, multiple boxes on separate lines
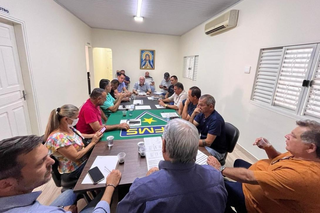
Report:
153,91,162,95
196,150,208,165
160,112,179,118
138,92,147,96
144,137,164,170
118,105,131,110
82,156,118,184
144,137,208,170
135,105,151,110
155,104,165,109
133,100,143,105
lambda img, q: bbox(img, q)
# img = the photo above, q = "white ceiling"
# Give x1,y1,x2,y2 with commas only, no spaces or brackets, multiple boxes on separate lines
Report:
54,0,240,36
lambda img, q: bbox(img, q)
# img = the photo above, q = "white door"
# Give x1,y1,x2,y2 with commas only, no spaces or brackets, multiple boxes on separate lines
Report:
0,22,31,140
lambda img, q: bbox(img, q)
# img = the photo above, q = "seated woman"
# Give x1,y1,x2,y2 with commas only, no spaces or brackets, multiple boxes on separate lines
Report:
99,79,125,117
44,104,102,184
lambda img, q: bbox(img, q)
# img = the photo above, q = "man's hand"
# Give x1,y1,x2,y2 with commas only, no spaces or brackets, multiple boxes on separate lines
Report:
253,137,271,149
185,98,190,106
118,123,130,130
158,99,165,106
91,131,103,145
106,169,121,186
64,205,77,213
207,156,221,171
192,107,201,116
146,167,159,176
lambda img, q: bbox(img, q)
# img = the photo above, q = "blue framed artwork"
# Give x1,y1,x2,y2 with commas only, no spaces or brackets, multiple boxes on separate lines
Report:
140,49,155,70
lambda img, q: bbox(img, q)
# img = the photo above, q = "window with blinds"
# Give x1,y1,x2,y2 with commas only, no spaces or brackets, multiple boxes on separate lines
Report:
251,43,320,120
183,55,199,81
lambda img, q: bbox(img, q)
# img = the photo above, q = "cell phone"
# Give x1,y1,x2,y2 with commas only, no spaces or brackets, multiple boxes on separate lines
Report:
99,126,106,133
129,120,140,124
88,166,104,185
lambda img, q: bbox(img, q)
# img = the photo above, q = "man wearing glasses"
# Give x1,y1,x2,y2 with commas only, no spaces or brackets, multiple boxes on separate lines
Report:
208,120,320,213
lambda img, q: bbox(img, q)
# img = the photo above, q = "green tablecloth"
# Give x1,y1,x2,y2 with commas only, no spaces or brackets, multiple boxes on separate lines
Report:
102,109,176,140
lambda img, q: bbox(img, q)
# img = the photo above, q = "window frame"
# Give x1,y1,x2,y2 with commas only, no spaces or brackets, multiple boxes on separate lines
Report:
251,42,320,122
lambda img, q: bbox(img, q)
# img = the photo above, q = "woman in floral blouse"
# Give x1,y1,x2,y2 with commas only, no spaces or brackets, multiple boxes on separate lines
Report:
44,104,102,183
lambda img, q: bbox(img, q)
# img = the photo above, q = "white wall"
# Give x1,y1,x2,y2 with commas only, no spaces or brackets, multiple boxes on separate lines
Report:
0,0,92,133
180,0,320,159
92,29,180,90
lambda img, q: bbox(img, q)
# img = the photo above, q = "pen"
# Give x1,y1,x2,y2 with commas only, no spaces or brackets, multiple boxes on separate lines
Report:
104,166,111,173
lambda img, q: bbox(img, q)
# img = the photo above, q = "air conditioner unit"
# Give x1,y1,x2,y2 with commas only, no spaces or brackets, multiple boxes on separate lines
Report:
205,10,239,36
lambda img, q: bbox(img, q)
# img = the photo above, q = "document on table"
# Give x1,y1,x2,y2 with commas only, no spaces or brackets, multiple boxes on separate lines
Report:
144,137,208,170
144,137,164,170
160,112,179,118
135,105,151,110
153,91,162,95
138,92,147,96
155,104,165,109
118,105,132,110
196,150,208,165
133,100,143,105
82,156,118,184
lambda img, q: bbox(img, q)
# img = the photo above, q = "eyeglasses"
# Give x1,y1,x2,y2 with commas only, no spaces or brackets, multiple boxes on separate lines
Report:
271,156,293,165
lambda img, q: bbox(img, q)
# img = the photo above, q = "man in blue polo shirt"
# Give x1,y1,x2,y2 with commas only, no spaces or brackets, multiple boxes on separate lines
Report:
179,86,201,120
189,94,227,164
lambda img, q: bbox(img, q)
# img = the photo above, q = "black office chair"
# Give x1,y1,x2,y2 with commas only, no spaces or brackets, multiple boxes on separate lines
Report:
220,122,240,166
51,155,78,191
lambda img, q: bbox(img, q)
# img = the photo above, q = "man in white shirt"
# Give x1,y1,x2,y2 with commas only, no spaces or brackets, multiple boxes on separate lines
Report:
145,71,155,92
133,76,151,95
158,82,187,110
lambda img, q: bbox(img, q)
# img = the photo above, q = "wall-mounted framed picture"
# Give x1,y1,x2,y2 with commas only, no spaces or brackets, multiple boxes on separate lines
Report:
140,49,155,70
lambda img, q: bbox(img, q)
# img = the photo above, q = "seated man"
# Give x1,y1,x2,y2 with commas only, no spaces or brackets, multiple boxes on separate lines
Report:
117,119,227,213
179,86,201,120
158,82,187,110
159,72,171,95
99,79,124,117
189,94,227,164
208,120,320,213
77,88,129,134
115,72,131,97
110,79,119,99
120,70,130,89
0,135,122,213
132,76,151,95
144,71,155,92
165,75,178,99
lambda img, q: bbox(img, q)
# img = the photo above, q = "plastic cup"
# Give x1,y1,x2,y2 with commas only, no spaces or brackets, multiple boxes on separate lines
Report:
122,110,127,117
117,152,126,164
107,136,114,148
137,142,146,157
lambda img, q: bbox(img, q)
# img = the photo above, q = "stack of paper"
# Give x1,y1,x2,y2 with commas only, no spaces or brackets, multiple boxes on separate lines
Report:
82,156,118,184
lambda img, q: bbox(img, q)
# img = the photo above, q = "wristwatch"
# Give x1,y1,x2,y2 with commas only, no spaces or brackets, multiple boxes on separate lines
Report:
220,165,226,176
165,104,168,108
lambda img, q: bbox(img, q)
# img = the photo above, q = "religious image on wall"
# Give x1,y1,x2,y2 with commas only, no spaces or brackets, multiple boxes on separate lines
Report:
140,49,155,70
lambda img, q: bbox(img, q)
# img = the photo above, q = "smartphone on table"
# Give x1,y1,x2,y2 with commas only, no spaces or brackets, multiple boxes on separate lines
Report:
88,166,104,185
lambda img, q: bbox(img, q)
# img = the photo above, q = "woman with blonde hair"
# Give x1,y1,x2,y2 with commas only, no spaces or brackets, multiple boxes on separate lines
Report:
44,104,103,183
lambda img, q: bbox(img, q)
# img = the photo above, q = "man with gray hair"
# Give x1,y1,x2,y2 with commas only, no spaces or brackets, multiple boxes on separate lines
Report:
77,88,129,134
132,76,151,95
117,119,227,213
208,120,320,213
0,135,121,212
189,94,227,165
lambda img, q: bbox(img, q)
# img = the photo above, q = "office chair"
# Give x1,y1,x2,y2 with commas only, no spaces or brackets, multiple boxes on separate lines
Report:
220,122,240,166
51,155,78,191
51,155,93,203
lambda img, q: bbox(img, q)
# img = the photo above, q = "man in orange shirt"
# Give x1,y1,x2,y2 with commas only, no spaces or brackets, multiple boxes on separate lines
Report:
208,120,320,213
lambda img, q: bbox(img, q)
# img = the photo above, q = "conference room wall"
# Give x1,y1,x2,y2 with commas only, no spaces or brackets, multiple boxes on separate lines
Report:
179,0,320,159
0,0,92,134
92,29,181,91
